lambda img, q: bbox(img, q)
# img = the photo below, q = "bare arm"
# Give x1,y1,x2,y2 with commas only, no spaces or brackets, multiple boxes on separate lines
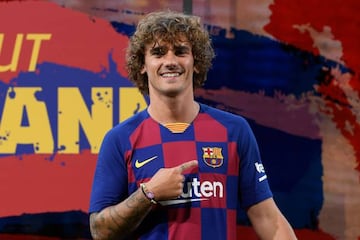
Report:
247,198,297,240
90,160,198,240
90,188,152,240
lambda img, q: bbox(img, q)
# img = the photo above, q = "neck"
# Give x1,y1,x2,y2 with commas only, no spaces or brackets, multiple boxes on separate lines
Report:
148,97,199,124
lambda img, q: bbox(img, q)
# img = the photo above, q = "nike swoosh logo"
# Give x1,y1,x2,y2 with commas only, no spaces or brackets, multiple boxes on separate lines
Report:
135,156,158,168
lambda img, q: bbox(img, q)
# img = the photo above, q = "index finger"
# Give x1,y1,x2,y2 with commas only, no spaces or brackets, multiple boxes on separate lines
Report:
178,160,198,172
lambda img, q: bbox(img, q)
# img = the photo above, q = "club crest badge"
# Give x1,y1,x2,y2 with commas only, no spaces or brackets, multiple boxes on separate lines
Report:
202,147,224,168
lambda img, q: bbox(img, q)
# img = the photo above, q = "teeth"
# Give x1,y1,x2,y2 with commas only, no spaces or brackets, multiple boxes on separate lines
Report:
162,73,180,77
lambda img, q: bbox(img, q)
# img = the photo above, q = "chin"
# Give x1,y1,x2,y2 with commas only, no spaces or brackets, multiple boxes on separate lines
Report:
163,88,182,97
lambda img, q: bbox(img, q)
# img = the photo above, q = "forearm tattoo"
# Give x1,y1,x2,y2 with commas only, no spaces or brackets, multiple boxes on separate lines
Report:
123,190,149,225
90,189,151,239
90,213,102,239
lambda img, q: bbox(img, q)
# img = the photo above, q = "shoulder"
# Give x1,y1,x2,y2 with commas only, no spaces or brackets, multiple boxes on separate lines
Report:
199,103,250,128
198,103,257,145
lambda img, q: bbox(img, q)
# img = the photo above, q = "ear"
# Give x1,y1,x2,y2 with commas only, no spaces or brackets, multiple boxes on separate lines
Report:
194,66,200,74
141,65,146,74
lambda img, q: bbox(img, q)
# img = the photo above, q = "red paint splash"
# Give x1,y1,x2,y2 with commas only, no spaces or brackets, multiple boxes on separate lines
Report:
0,0,129,217
266,0,360,174
0,1,129,83
0,151,97,216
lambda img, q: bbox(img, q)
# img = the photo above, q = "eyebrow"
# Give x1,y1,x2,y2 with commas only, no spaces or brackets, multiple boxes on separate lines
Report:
149,44,191,54
174,45,191,52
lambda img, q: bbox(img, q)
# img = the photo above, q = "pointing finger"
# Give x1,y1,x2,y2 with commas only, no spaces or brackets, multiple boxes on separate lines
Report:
178,160,198,173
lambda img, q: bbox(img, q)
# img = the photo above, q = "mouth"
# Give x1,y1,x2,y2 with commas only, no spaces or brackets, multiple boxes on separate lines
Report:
160,72,182,78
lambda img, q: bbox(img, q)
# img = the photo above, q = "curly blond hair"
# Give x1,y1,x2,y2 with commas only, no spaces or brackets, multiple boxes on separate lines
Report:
125,10,215,95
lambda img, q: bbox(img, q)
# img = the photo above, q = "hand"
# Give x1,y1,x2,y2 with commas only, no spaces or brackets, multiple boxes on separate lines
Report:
145,160,198,201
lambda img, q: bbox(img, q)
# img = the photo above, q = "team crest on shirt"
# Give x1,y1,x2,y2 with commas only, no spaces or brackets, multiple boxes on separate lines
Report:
202,147,223,168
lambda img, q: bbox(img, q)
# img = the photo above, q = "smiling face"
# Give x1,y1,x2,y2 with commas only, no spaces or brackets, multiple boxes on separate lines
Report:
141,37,197,98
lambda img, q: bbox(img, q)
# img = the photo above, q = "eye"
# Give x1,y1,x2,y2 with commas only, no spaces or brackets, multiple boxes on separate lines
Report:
175,46,190,56
150,47,167,57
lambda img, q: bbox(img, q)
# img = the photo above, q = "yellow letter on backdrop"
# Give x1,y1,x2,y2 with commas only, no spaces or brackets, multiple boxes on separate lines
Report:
0,87,53,153
119,87,147,122
58,87,113,154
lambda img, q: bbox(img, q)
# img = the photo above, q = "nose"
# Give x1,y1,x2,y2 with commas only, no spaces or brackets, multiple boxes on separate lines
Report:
163,50,177,67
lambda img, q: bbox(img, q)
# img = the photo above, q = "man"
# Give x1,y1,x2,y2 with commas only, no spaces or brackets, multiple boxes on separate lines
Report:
89,10,297,240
